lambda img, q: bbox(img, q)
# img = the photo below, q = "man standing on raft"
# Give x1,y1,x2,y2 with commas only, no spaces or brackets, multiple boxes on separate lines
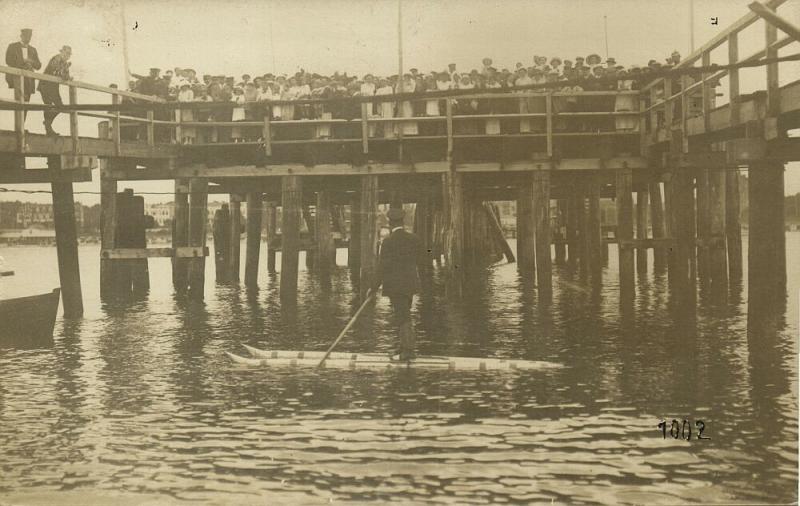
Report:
374,207,425,361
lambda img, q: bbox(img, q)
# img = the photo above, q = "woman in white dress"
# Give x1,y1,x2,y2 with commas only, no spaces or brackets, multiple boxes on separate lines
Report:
360,75,377,137
398,74,418,136
484,77,501,135
177,84,195,144
615,71,638,131
376,78,395,138
231,87,246,142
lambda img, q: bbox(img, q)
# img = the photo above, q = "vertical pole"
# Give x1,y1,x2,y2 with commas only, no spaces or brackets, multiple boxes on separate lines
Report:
265,200,277,274
315,190,335,274
554,200,567,265
545,93,553,156
516,175,536,277
100,175,117,297
566,188,580,269
726,171,742,280
587,175,603,279
361,103,369,154
68,86,79,154
616,169,634,305
213,204,231,281
348,193,361,280
708,168,728,293
415,185,434,273
672,168,696,299
696,169,711,281
131,195,150,293
578,188,589,280
112,95,121,157
187,178,208,299
147,110,155,146
649,180,667,273
14,72,26,153
445,99,454,160
359,175,380,299
636,188,649,276
748,162,786,307
303,206,316,271
281,176,302,300
533,171,552,297
228,194,242,281
245,192,263,287
172,179,189,292
263,108,272,156
50,157,83,318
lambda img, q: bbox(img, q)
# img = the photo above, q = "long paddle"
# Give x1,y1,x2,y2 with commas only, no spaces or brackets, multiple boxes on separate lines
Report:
317,288,376,368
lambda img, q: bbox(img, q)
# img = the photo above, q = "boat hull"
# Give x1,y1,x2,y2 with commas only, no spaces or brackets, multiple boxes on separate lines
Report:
0,288,60,342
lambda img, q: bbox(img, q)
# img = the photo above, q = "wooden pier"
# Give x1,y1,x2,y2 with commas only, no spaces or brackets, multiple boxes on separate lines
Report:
0,0,797,324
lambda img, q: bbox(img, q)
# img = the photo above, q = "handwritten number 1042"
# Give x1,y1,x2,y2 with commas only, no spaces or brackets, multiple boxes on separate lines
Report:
658,419,710,440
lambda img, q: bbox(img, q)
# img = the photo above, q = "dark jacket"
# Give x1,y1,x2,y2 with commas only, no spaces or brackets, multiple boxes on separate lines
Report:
5,42,41,91
375,228,425,297
38,53,71,94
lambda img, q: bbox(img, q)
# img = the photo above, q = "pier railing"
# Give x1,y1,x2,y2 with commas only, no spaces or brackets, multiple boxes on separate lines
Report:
638,0,791,153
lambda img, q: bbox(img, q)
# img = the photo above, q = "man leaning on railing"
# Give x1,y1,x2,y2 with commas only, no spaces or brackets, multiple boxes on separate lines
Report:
39,45,72,136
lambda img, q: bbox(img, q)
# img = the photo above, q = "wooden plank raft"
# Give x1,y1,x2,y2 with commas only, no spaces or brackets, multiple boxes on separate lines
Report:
224,344,562,371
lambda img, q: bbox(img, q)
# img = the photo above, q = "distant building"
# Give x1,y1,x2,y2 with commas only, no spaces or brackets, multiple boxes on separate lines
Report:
145,202,174,228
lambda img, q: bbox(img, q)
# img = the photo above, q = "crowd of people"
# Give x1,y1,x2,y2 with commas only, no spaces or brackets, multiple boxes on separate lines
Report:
128,51,691,144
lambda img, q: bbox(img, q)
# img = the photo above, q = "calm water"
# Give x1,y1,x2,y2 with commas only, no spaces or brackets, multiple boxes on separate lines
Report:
0,236,797,505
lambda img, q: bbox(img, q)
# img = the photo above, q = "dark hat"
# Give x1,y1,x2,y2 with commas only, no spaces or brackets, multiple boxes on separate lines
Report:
150,67,160,72
21,28,32,34
586,54,602,65
386,208,405,221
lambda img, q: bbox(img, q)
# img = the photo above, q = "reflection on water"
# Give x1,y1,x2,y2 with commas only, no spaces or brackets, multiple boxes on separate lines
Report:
0,236,797,504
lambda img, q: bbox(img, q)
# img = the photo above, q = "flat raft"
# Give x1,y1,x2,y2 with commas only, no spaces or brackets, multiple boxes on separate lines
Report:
225,344,562,371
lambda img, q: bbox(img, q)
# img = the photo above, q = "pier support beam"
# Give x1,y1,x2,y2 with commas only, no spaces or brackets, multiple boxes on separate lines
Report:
696,170,711,282
533,171,552,298
577,189,589,280
649,180,667,273
213,203,231,282
725,171,743,282
616,169,634,305
444,171,466,296
348,193,361,282
315,190,335,274
516,175,536,276
587,176,603,279
359,175,379,299
172,179,189,293
228,194,242,281
636,188,649,276
265,201,277,274
566,190,580,269
554,200,567,265
50,158,83,318
708,169,728,294
281,176,303,300
100,177,117,298
670,169,696,300
748,162,786,310
187,178,208,299
414,185,434,274
244,192,263,288
130,194,149,293
303,206,316,271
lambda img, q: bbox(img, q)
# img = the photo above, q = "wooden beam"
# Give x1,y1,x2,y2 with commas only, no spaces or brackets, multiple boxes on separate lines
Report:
281,176,303,300
516,174,536,275
172,179,190,292
187,178,208,299
101,247,208,259
229,195,242,280
315,190,335,274
245,192,263,287
99,176,117,298
616,169,635,304
50,157,83,318
359,175,379,299
748,1,800,42
0,167,92,184
533,171,552,298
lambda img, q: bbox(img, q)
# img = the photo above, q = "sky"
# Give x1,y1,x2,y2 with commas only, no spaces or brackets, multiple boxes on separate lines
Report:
0,0,798,204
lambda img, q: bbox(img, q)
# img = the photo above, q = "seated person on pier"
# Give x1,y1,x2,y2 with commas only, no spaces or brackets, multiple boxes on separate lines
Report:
374,207,425,361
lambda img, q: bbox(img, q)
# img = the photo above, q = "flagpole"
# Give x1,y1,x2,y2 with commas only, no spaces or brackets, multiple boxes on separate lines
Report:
603,15,609,59
120,0,131,86
689,0,695,52
397,0,404,93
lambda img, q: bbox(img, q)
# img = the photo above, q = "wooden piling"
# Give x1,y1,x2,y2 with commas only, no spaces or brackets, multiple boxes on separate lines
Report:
577,189,589,280
187,178,208,299
587,176,603,279
671,169,696,298
566,190,580,269
50,157,84,318
130,195,150,293
315,190,335,274
725,170,743,281
696,170,711,281
303,206,316,271
649,180,667,273
414,185,434,272
245,192,263,287
348,194,361,281
264,201,277,274
516,175,536,276
228,195,242,281
281,176,303,300
554,200,567,265
615,169,634,304
708,169,728,293
172,179,190,292
100,177,117,298
114,189,134,294
359,175,379,299
748,162,786,306
532,171,552,297
213,203,231,281
636,188,649,276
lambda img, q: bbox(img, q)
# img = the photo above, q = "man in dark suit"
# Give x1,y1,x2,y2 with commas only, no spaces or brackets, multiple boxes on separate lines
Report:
39,45,72,136
374,207,426,361
5,28,41,117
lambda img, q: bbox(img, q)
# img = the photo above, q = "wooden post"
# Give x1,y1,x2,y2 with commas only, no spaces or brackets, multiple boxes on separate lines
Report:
671,168,696,298
414,185,434,272
187,178,208,299
14,72,26,153
281,176,302,300
100,176,117,298
303,206,316,271
748,162,786,308
708,168,728,293
361,103,369,154
554,200,567,265
264,201,277,274
213,203,231,281
696,169,711,281
516,175,536,277
263,109,272,157
566,190,580,269
146,110,155,146
315,190,335,274
578,189,589,280
172,179,190,292
50,157,83,318
616,169,634,304
533,171,552,297
228,194,242,281
111,95,121,157
115,189,134,294
587,176,603,279
245,192,263,287
131,195,150,293
726,171,743,281
649,180,667,273
545,93,553,157
636,188,649,276
359,175,379,299
484,203,515,264
445,99,454,161
68,86,79,154
348,194,362,278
